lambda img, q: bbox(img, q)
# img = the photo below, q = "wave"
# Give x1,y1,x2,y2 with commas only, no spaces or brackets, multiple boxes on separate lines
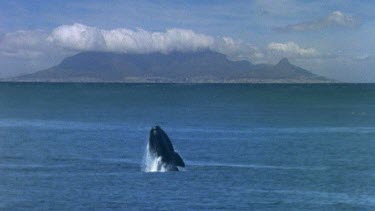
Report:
86,157,318,172
0,157,141,170
2,118,375,134
0,163,72,170
187,161,328,171
170,127,375,134
246,189,375,207
0,119,143,131
51,157,141,166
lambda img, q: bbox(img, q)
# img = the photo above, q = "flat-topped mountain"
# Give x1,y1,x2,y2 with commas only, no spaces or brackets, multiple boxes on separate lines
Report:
11,50,332,83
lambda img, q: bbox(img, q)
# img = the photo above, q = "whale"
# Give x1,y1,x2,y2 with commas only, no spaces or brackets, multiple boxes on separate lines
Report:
147,126,185,171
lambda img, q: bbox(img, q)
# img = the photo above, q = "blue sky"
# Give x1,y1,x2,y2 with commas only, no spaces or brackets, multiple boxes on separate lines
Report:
0,0,374,82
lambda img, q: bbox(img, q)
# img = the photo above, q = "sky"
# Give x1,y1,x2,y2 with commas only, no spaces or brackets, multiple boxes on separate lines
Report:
0,0,374,82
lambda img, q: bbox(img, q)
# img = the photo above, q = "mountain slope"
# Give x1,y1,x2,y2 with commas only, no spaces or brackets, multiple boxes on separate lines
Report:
12,50,332,83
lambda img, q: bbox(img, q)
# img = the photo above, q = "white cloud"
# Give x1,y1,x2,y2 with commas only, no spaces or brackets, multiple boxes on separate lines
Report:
267,41,318,57
327,11,357,27
213,36,262,61
48,23,215,54
0,23,271,76
0,23,321,76
48,24,106,51
0,29,72,77
0,24,322,65
2,24,259,64
276,11,359,32
353,54,370,61
14,23,265,62
0,30,51,59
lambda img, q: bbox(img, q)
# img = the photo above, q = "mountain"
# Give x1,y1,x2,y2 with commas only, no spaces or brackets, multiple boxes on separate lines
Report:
10,50,332,83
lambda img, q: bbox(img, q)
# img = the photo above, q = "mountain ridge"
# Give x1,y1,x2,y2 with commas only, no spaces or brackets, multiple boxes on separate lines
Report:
8,50,333,83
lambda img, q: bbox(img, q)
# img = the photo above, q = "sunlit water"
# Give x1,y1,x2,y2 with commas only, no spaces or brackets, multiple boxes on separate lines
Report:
0,83,374,210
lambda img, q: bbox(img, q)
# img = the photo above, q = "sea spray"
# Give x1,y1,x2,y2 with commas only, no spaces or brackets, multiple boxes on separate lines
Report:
142,142,167,172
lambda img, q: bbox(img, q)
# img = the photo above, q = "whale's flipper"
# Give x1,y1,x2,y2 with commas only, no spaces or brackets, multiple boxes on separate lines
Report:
173,152,185,167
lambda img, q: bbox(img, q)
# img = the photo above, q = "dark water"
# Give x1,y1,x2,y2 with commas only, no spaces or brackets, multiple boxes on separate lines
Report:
0,83,374,210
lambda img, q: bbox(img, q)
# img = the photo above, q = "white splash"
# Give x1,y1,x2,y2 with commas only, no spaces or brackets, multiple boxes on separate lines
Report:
142,143,167,172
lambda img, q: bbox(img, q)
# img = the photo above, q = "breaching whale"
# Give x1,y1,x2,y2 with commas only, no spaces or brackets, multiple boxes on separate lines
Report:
146,126,185,171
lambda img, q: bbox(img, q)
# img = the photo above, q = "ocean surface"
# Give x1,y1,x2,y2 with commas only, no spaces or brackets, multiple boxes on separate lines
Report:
0,83,374,210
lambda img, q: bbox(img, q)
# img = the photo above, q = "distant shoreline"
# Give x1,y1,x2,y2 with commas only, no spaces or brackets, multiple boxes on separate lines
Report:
0,81,363,85
9,51,334,84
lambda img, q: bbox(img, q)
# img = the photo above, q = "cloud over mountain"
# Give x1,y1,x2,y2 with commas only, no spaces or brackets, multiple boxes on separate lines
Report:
48,23,215,53
1,23,267,62
0,30,50,59
47,24,265,61
267,42,318,57
276,11,359,32
0,23,321,77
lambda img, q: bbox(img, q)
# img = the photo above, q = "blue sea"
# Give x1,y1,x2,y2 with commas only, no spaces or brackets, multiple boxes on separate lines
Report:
0,83,374,210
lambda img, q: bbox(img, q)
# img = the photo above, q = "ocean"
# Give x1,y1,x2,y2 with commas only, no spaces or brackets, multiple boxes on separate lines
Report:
0,83,374,210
